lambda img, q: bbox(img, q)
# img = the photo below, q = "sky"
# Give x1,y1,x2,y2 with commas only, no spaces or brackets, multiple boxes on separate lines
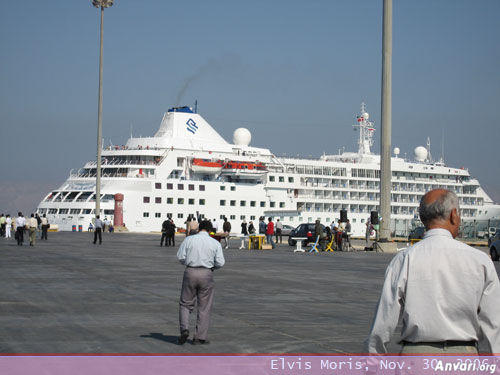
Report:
0,0,499,215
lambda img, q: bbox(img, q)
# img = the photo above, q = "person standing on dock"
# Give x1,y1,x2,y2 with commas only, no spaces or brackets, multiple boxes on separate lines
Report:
28,214,37,246
40,214,49,240
365,189,500,354
15,212,26,246
166,218,176,246
266,217,275,249
160,219,169,246
176,219,225,345
275,218,283,244
5,215,12,239
222,217,231,249
93,215,103,245
0,214,6,237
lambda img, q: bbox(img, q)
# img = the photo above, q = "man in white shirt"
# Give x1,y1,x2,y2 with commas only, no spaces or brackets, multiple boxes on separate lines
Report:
176,219,225,345
15,212,26,246
365,189,500,354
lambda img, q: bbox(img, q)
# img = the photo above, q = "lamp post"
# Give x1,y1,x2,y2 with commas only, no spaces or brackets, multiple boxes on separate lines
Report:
379,0,392,242
92,0,113,218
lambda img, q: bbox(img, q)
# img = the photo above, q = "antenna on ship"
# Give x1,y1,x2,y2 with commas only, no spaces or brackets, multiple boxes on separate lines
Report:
440,127,445,164
426,137,433,163
194,100,198,114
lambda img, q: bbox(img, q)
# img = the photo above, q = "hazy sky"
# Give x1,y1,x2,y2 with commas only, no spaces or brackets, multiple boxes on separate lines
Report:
1,0,499,215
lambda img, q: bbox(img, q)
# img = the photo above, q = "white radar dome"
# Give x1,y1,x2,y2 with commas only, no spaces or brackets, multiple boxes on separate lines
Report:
233,128,251,146
362,112,369,120
393,147,400,156
414,146,428,162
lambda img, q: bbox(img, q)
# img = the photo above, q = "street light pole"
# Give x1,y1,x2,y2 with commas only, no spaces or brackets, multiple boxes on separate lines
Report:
379,0,392,242
92,0,113,218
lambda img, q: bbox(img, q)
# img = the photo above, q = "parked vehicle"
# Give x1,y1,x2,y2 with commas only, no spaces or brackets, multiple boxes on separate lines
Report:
288,223,328,246
489,229,500,261
281,224,295,236
408,227,425,241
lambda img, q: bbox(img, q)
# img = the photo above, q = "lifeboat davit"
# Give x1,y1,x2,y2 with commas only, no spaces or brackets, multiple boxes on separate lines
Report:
191,158,223,174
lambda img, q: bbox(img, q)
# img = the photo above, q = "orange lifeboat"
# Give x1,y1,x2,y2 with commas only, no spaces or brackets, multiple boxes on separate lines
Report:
191,158,223,174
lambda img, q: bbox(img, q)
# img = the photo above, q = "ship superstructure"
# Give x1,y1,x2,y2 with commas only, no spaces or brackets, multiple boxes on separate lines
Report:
36,104,498,237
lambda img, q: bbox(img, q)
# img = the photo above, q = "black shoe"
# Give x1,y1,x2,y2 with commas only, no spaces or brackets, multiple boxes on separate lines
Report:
178,329,189,345
192,339,210,345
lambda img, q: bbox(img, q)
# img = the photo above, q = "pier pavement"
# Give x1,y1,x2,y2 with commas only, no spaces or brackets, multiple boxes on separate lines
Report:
0,232,497,354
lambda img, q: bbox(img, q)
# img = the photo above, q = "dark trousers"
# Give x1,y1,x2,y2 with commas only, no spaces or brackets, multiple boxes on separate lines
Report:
167,234,175,246
179,267,215,341
41,225,48,240
16,227,24,245
160,233,167,246
93,228,102,244
275,228,282,243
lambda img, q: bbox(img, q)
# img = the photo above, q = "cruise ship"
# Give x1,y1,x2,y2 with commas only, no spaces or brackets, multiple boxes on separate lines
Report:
36,104,499,237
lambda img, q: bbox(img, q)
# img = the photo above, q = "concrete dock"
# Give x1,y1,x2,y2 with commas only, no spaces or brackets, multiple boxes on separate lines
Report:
0,232,497,354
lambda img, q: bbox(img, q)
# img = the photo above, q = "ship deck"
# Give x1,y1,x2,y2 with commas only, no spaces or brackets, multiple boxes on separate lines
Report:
0,233,496,354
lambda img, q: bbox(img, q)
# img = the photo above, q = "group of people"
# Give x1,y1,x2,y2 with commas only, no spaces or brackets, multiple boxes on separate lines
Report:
161,218,177,246
174,189,500,354
0,212,49,246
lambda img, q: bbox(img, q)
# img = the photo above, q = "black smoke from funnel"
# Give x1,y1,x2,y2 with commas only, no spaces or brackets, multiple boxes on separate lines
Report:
175,61,216,106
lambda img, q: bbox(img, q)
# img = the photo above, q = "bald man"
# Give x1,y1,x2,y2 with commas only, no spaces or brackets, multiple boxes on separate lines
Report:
365,189,500,354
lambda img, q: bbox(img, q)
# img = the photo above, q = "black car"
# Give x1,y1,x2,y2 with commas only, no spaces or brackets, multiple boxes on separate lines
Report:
408,226,425,241
288,223,328,246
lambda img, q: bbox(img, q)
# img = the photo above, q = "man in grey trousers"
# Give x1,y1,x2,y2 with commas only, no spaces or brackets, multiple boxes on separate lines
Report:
176,219,225,345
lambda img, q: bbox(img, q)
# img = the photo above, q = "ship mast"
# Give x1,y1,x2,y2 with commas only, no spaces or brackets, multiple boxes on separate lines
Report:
353,102,376,155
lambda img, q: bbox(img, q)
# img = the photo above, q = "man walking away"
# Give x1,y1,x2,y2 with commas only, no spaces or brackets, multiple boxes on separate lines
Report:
40,214,49,240
93,215,103,244
177,219,225,345
266,217,275,249
222,218,231,249
275,218,283,244
365,189,500,354
15,213,26,245
28,214,37,246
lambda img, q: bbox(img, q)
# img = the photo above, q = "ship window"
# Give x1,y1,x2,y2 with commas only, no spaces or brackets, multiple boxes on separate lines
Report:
189,184,195,191
240,215,245,220
230,200,236,207
220,200,226,206
199,185,205,191
220,215,225,219
167,198,173,204
288,177,294,183
48,208,58,214
167,213,173,219
279,176,284,182
178,184,184,190
199,199,205,205
70,209,81,215
177,158,184,167
155,183,161,189
82,209,92,214
59,209,69,214
155,197,161,204
188,199,194,205
178,213,184,219
177,198,184,204
270,202,276,208
240,201,246,206
230,215,235,220
38,208,47,214
104,209,114,215
250,201,256,207
260,201,266,207
155,213,161,218
250,215,256,220
143,212,149,218
279,202,285,208
143,196,150,203
230,186,236,191
220,186,225,191
269,176,275,182
167,183,173,190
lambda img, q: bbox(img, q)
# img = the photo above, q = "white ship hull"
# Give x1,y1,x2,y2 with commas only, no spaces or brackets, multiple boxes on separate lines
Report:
37,105,497,237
